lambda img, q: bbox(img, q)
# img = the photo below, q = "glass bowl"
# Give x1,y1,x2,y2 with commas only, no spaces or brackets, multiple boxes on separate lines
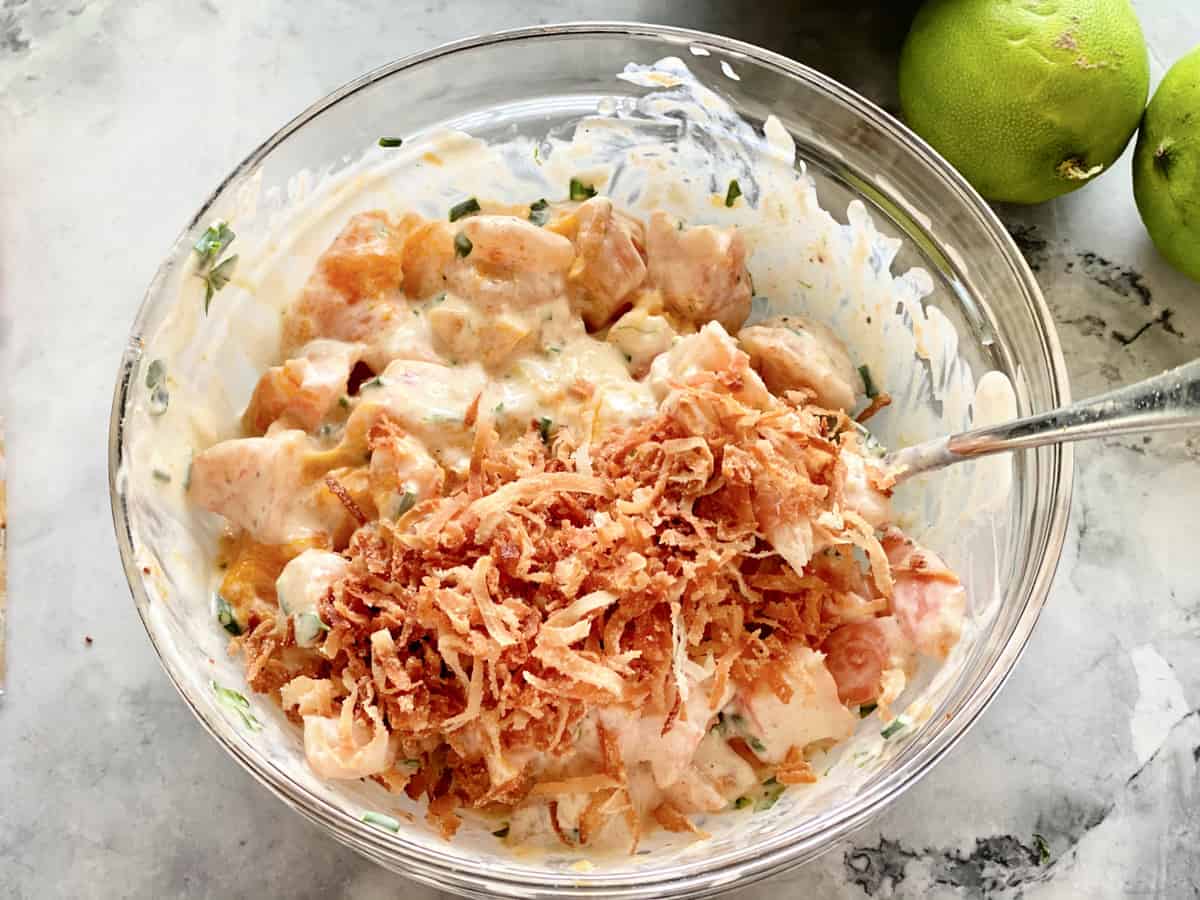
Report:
109,22,1072,899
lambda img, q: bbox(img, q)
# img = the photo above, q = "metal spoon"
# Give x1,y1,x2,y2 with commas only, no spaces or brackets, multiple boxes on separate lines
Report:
883,358,1200,483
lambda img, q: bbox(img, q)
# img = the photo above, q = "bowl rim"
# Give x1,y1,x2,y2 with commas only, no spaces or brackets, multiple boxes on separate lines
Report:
109,20,1073,898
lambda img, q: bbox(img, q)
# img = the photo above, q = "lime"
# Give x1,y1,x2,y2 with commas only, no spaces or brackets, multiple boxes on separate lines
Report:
899,0,1150,204
1133,45,1200,281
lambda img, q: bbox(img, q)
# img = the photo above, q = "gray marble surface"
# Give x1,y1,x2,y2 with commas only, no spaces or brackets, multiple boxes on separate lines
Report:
2,1,1198,898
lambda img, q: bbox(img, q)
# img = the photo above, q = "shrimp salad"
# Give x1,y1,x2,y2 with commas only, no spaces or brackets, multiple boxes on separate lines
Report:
187,193,966,852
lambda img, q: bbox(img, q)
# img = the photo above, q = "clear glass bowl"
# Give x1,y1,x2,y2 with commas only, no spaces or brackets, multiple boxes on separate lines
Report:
109,23,1072,899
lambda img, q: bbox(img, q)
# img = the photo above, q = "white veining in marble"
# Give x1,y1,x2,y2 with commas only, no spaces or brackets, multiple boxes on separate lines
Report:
2,1,1198,898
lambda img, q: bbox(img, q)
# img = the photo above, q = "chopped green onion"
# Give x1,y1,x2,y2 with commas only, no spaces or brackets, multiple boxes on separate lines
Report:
193,221,235,269
362,811,401,832
216,594,241,636
725,179,742,207
145,359,166,389
454,232,473,258
748,736,767,754
448,197,481,222
203,254,238,314
733,795,752,810
755,777,785,811
1033,833,1050,865
859,702,877,718
880,716,908,739
569,178,597,201
362,376,386,390
148,384,170,416
432,291,446,304
528,198,549,226
338,395,351,409
294,612,330,645
492,824,510,838
858,364,878,399
152,469,171,483
210,680,261,731
183,453,193,492
394,491,417,518
377,137,404,148
537,416,555,445
493,402,505,415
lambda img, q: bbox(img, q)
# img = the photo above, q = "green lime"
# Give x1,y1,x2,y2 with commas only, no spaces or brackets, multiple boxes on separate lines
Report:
899,0,1150,204
1133,45,1200,282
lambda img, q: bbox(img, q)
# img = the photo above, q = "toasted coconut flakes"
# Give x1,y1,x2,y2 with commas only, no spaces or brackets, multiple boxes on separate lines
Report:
529,774,622,796
219,364,934,850
777,746,817,784
652,802,707,838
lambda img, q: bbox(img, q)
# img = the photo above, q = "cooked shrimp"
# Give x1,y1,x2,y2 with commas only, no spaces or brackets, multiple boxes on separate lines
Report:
821,616,911,705
663,731,758,813
883,529,967,660
242,339,362,435
645,211,752,333
189,430,317,543
275,549,349,647
728,645,855,764
367,416,446,518
567,197,648,329
738,315,862,411
647,321,771,409
841,450,892,528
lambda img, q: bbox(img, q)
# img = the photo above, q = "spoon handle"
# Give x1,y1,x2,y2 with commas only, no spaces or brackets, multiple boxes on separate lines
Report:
885,358,1200,481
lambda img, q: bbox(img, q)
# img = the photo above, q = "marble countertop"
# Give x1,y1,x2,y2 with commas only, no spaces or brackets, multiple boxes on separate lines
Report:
2,1,1197,897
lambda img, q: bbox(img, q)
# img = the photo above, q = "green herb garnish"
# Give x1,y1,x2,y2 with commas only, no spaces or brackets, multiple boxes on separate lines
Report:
858,364,878,399
338,395,351,409
152,469,171,483
294,612,330,645
203,254,239,314
183,453,193,492
394,491,417,518
454,232,473,258
493,402,505,415
725,178,742,207
859,702,877,718
216,594,242,636
755,777,785,811
528,198,549,226
492,824,510,838
448,197,481,222
537,416,555,445
362,376,386,390
193,221,236,268
733,795,752,810
145,359,166,390
748,736,767,754
569,178,597,201
1033,833,1050,865
377,137,404,148
210,680,261,731
880,716,907,739
362,811,401,832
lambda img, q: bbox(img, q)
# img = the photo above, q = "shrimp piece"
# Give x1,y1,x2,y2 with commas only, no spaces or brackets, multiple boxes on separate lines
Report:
282,211,419,354
567,197,648,329
367,416,445,518
729,645,855,764
840,449,892,528
189,430,318,543
663,731,758,813
645,211,752,333
738,315,863,411
303,702,394,779
821,617,912,705
242,340,362,435
275,549,349,647
883,529,967,660
447,215,575,310
606,306,677,376
647,321,771,409
401,220,457,300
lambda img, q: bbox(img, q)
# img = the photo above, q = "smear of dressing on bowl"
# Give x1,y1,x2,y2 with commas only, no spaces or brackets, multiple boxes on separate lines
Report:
121,56,1015,868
